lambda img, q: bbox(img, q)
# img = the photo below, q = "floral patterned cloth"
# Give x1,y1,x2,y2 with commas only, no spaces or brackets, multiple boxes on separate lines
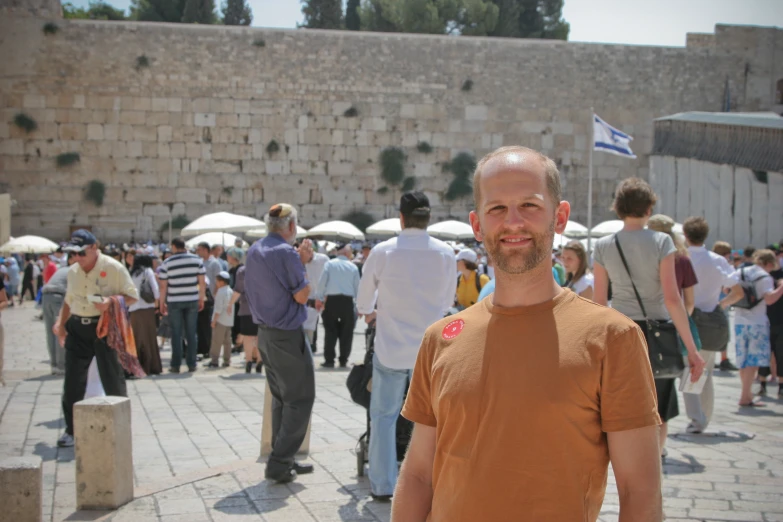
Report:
97,295,146,378
734,324,771,369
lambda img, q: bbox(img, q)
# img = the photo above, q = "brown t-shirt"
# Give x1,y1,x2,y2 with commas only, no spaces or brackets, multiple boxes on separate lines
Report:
402,289,661,522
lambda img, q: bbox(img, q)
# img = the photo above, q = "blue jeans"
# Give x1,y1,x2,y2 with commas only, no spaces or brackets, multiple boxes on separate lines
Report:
369,353,412,496
168,301,199,369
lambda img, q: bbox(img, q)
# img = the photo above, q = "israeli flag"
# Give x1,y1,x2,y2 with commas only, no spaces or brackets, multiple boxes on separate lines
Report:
593,114,636,158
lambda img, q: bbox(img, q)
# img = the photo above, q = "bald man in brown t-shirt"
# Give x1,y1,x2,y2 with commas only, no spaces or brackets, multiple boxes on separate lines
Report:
393,146,674,522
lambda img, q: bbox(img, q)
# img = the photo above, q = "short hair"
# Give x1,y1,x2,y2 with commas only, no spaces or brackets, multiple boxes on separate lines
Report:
401,213,430,230
196,242,210,252
563,240,588,284
754,249,776,266
743,246,756,258
463,260,478,271
473,146,562,210
265,206,298,234
712,241,731,256
611,178,658,219
683,216,709,245
171,237,186,250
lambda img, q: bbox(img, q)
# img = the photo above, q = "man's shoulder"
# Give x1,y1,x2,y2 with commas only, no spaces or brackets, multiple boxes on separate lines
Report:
424,302,491,341
100,254,126,273
427,236,456,257
563,292,639,334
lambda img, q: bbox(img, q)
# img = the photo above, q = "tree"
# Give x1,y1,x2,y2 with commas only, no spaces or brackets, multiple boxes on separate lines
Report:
300,0,343,29
63,1,126,19
181,0,216,23
489,0,569,39
130,0,187,22
221,0,251,25
358,0,498,36
345,0,361,30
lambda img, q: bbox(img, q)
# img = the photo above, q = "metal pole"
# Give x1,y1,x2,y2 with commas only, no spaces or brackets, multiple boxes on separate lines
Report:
168,211,172,244
587,108,594,254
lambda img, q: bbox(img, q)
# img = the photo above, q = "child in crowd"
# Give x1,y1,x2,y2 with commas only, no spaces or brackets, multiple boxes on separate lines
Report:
208,271,234,368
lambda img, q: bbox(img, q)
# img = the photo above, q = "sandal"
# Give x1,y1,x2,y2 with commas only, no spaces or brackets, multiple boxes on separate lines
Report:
739,399,766,407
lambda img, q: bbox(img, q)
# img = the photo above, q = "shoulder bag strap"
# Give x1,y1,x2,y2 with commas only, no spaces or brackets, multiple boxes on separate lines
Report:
613,234,649,321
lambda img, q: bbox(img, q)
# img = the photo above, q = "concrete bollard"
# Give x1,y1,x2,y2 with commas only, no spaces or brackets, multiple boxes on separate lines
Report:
74,396,133,510
260,381,311,458
0,456,43,522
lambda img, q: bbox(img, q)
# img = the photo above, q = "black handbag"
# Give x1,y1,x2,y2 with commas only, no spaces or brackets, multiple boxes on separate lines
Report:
614,235,685,379
691,306,729,352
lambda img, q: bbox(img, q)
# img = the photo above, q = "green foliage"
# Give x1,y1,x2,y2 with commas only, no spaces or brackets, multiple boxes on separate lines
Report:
63,1,127,20
42,22,59,34
488,0,569,39
56,152,80,168
346,0,361,29
130,0,187,22
401,176,416,191
341,210,375,232
343,106,359,118
221,186,233,195
266,139,280,155
300,0,343,29
159,214,190,232
376,186,390,194
379,147,406,186
221,0,252,25
442,151,476,201
416,141,432,154
13,113,38,134
182,0,216,23
84,180,106,206
359,0,498,35
253,38,266,47
136,55,150,70
461,79,473,91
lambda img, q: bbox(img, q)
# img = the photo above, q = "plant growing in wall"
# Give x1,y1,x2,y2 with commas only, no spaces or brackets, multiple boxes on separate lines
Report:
56,152,80,168
376,186,389,194
84,180,106,206
222,187,234,196
266,139,280,155
135,55,150,71
379,147,406,186
442,151,476,201
401,176,416,191
43,22,59,34
416,141,432,154
461,79,473,92
159,214,191,234
343,106,359,118
253,38,266,47
13,113,38,134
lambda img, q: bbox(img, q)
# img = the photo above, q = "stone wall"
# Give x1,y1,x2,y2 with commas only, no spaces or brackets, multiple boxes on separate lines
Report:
0,12,781,242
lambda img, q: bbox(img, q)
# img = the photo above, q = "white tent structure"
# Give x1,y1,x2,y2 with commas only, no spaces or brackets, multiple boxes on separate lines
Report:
563,220,589,238
185,232,248,249
0,235,59,254
366,218,402,237
427,220,474,240
181,212,265,236
590,220,625,237
245,225,308,239
306,221,365,241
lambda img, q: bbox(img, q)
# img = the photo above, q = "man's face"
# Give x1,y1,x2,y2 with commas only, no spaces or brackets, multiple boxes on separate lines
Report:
469,152,569,275
197,246,209,258
74,245,99,271
362,247,370,259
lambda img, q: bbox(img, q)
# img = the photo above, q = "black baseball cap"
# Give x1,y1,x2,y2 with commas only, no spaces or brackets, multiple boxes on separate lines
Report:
399,191,430,216
64,229,97,252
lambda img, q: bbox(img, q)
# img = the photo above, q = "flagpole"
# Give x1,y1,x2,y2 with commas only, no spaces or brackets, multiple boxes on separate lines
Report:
587,108,594,254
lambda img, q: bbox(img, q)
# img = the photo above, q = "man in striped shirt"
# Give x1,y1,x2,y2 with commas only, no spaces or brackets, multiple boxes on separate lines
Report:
159,237,206,373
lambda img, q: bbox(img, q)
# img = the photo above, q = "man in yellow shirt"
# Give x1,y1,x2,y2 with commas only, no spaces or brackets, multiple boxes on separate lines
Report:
455,249,490,309
53,230,139,448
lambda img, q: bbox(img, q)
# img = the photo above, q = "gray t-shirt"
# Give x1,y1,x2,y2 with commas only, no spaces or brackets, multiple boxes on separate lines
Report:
42,266,70,295
593,229,676,321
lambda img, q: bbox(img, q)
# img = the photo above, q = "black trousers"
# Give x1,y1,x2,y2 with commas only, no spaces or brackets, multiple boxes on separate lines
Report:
20,279,35,301
759,326,783,379
62,317,127,435
321,295,355,365
257,326,315,478
197,302,213,356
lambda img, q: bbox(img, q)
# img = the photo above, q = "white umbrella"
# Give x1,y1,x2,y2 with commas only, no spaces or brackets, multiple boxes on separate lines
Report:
181,212,265,237
306,221,365,241
245,225,307,239
185,232,248,250
0,235,59,254
427,220,475,240
317,240,338,254
563,220,589,238
590,220,625,237
553,233,568,248
366,218,401,237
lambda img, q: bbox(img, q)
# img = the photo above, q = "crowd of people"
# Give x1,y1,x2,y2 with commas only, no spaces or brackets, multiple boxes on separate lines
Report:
0,144,781,520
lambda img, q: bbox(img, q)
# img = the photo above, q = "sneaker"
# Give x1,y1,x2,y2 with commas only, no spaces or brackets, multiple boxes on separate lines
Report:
204,362,219,369
757,383,768,396
719,359,739,371
245,361,253,373
187,366,197,373
221,362,230,368
321,362,335,368
169,367,180,374
57,433,74,448
685,423,703,434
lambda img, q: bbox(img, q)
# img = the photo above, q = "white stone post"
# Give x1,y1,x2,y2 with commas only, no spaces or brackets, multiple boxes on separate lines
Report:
260,381,311,458
0,456,43,522
74,396,133,510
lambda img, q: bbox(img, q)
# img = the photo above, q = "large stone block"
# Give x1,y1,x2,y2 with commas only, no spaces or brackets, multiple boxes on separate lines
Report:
74,396,133,510
0,456,42,522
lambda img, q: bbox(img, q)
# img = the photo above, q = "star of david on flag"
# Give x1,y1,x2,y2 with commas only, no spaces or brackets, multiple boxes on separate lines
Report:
592,114,636,158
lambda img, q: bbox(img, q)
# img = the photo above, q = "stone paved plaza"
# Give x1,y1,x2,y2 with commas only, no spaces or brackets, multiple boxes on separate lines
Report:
2,302,783,521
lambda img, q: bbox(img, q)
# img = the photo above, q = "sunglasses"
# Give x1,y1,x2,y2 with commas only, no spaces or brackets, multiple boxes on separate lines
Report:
74,246,94,257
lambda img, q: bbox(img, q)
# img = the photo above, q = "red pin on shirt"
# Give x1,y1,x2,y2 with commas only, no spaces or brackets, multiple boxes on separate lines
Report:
442,319,465,340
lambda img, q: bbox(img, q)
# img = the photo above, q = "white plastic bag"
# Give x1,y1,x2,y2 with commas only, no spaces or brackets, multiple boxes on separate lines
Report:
84,357,106,399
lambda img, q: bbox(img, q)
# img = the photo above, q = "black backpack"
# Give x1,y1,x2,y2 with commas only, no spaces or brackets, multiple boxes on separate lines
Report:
733,267,769,310
458,272,484,294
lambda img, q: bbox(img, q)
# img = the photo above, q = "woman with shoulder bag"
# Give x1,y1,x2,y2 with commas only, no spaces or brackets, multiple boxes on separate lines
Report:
561,240,594,301
129,254,162,375
593,178,705,460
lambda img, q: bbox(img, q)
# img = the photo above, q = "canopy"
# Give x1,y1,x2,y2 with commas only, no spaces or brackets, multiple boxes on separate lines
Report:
306,221,365,241
563,220,589,238
245,225,308,239
0,235,59,254
181,212,265,236
185,232,248,250
427,220,475,240
366,218,402,237
553,233,568,248
589,220,624,237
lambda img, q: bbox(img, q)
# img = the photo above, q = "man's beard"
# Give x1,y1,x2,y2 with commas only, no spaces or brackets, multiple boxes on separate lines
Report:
482,221,554,275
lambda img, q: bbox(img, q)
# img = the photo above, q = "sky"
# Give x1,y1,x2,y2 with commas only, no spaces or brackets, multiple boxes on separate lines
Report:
67,0,783,47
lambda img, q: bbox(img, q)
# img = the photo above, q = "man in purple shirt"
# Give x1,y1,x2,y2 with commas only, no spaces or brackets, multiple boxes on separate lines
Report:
245,203,315,483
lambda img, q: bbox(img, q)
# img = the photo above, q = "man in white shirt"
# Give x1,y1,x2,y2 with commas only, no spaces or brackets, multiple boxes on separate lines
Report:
298,239,329,353
356,191,457,501
682,217,742,432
